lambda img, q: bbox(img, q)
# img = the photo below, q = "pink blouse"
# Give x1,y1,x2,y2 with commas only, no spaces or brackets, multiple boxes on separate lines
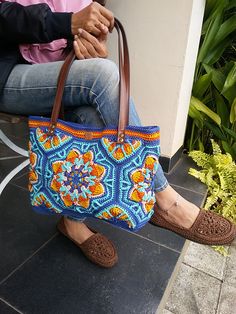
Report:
9,0,92,63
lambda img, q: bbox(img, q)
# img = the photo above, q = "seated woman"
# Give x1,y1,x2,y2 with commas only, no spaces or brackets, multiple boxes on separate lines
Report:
0,0,235,268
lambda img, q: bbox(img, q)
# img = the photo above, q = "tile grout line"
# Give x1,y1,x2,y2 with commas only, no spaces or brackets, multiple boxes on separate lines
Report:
12,170,28,180
215,242,232,314
123,228,182,254
0,233,58,286
0,156,24,161
156,240,191,313
9,182,28,192
0,297,24,314
170,183,206,197
215,281,223,314
182,261,223,282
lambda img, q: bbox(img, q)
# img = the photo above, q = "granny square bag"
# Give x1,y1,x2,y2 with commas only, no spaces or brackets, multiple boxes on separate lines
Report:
28,19,161,232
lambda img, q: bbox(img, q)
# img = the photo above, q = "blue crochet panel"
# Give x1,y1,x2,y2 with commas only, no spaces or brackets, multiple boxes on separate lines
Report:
28,116,160,232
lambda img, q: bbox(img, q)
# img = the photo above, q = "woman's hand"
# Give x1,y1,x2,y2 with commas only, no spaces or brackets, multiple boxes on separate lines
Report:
73,28,108,59
71,2,114,37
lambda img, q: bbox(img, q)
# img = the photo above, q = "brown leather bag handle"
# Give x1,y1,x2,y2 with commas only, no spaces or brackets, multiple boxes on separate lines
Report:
48,18,130,143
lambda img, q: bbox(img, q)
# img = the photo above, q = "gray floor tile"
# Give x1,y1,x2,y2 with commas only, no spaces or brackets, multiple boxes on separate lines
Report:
0,299,20,314
165,263,221,314
0,121,29,159
223,239,236,288
217,283,236,314
161,309,174,314
0,222,179,314
0,143,19,158
183,242,228,280
0,135,28,153
0,158,28,182
0,184,58,282
136,222,185,253
11,172,28,191
165,156,207,195
0,122,29,139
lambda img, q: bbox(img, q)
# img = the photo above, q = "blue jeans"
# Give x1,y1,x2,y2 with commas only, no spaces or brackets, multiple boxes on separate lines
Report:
0,58,169,220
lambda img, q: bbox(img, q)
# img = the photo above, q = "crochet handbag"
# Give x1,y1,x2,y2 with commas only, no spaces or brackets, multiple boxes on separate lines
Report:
28,19,160,232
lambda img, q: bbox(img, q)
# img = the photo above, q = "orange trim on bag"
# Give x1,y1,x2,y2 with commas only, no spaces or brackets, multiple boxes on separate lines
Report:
28,120,160,141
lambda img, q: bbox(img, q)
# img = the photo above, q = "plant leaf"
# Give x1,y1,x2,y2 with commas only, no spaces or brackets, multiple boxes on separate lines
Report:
192,73,212,98
230,97,236,123
204,120,227,140
197,11,223,65
191,96,221,126
222,61,235,76
202,93,213,104
222,62,236,94
213,15,236,48
204,37,233,65
202,0,229,35
214,89,229,126
227,0,236,10
210,139,222,154
188,103,204,129
222,126,236,141
222,85,236,104
221,141,235,157
198,138,205,152
203,64,226,92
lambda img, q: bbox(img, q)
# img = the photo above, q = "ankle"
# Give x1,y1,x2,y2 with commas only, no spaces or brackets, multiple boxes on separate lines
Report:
64,217,84,228
155,186,179,211
63,218,95,244
160,195,182,214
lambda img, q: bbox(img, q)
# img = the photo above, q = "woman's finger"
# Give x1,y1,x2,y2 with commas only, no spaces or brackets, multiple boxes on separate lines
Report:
74,36,92,59
99,6,114,31
80,38,98,58
78,41,92,59
73,38,85,60
95,22,109,34
78,29,103,55
84,23,102,36
99,6,114,27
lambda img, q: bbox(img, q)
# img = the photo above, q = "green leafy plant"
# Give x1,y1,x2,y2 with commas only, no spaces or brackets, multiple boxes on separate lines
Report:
186,0,236,159
189,140,236,224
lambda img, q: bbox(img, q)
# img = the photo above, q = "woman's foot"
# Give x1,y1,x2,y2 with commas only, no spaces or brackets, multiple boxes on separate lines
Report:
155,185,200,229
57,217,118,268
151,185,236,245
64,217,95,244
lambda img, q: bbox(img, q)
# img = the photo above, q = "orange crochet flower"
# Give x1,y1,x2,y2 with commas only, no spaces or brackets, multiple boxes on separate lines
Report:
102,138,141,161
97,206,133,229
50,149,105,208
29,150,38,192
32,193,61,213
36,128,70,150
129,155,158,213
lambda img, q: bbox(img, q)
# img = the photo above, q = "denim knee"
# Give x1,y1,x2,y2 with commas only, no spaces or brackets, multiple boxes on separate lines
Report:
92,59,119,88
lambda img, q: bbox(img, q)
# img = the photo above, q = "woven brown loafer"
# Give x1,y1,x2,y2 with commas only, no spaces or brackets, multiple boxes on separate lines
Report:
57,218,118,268
150,204,236,245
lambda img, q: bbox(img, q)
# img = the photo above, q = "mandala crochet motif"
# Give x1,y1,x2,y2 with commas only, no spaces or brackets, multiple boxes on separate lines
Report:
50,149,106,208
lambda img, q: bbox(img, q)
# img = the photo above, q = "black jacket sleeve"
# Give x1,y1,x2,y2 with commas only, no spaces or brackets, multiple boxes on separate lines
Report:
0,1,73,44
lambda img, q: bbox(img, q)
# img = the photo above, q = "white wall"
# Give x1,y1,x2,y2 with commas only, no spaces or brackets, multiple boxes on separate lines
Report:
106,0,205,158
